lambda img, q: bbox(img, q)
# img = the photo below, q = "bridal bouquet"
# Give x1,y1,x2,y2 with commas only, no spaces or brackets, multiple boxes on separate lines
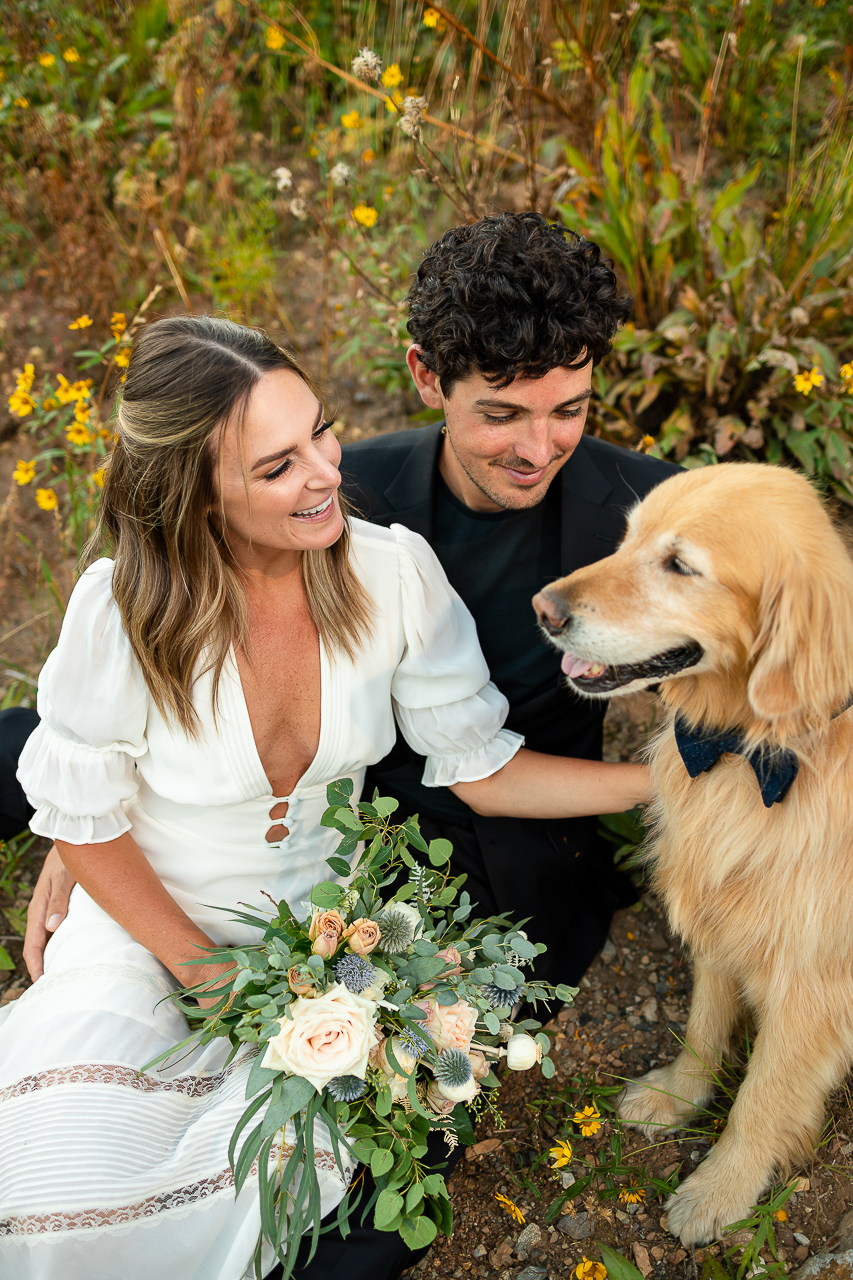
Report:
164,781,575,1278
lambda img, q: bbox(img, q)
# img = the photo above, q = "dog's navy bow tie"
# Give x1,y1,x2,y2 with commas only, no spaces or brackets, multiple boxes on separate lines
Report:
673,717,798,808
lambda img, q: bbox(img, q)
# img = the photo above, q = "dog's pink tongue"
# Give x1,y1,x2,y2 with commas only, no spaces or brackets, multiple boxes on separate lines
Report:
561,653,596,679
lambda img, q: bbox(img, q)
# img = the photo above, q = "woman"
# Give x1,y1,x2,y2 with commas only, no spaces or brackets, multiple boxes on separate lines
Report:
0,317,648,1280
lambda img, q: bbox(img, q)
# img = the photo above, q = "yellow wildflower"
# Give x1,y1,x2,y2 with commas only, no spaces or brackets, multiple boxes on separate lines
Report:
92,467,106,488
43,396,58,411
17,363,35,393
13,460,36,486
110,311,127,339
549,1139,573,1169
382,64,404,88
8,389,36,417
573,1105,602,1137
574,1260,607,1280
114,347,130,368
775,1209,788,1222
68,314,93,330
66,423,92,446
39,53,56,67
494,1192,524,1224
352,203,378,228
265,27,285,50
619,1183,646,1204
793,367,824,395
98,426,112,441
362,148,376,163
383,185,394,198
36,488,58,511
384,89,404,113
73,402,91,424
341,109,361,129
13,97,29,108
841,362,853,392
63,47,80,62
423,7,446,30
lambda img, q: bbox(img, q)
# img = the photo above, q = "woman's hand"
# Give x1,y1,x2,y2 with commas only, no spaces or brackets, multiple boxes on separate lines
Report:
24,844,77,981
450,748,652,819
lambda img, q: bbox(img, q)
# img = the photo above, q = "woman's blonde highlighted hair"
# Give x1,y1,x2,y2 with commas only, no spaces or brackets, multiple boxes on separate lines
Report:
89,315,372,736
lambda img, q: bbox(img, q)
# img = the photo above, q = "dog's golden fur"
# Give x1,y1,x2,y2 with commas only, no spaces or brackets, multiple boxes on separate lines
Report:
538,463,853,1245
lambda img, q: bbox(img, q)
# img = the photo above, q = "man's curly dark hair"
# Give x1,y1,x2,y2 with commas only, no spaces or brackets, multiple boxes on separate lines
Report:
406,211,632,397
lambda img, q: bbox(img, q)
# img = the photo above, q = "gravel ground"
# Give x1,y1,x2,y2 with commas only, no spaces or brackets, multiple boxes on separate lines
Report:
405,893,853,1280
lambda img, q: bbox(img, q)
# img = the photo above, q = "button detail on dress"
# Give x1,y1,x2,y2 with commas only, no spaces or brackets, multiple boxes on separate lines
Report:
266,799,289,844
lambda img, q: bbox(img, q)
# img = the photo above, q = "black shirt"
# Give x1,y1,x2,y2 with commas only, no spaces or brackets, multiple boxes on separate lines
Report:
368,475,605,823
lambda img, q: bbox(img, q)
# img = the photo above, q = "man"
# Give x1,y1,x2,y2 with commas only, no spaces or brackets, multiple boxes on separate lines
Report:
341,211,677,993
6,211,676,987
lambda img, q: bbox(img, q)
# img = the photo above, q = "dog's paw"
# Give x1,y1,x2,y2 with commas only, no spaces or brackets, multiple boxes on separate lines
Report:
616,1066,708,1137
664,1170,759,1247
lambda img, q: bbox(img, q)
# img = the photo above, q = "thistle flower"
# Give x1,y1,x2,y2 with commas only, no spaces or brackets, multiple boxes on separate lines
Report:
477,975,513,1009
272,166,292,191
375,906,415,952
334,952,378,994
434,1048,472,1089
289,198,308,220
398,1026,431,1059
329,162,354,187
352,48,382,82
326,1074,367,1102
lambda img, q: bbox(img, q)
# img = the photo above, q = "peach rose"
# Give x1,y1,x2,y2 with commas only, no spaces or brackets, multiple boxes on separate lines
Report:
418,945,462,991
261,982,379,1092
468,1050,489,1080
414,996,478,1054
309,908,346,960
425,1081,456,1117
288,964,317,997
344,917,381,956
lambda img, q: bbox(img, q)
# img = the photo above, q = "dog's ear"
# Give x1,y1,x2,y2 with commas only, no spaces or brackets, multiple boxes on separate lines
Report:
748,541,853,734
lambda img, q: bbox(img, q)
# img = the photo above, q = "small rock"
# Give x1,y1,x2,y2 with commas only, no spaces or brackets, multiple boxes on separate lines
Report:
616,1210,630,1224
557,1211,592,1241
826,1209,853,1254
793,1246,810,1263
725,1230,756,1251
795,1234,811,1246
489,1235,514,1270
650,1247,666,1261
639,996,659,1023
648,929,669,951
516,1269,548,1280
559,1170,576,1190
514,1224,542,1260
632,1243,652,1276
790,1248,853,1279
601,939,617,964
669,1250,688,1265
467,1138,502,1159
472,1245,486,1259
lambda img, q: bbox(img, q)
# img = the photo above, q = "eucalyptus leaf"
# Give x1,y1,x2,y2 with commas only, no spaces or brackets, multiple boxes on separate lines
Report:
374,1188,405,1230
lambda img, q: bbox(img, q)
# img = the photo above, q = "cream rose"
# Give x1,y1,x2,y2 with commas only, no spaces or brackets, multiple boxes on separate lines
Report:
261,983,379,1092
435,999,478,1053
344,917,381,956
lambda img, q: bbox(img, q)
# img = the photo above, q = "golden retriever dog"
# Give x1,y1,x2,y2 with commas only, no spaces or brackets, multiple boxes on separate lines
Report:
532,462,853,1246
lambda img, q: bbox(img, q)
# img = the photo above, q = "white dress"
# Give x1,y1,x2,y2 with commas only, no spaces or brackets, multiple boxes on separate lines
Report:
0,519,522,1280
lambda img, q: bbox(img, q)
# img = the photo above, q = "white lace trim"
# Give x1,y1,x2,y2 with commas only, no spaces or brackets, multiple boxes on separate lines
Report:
0,1142,347,1240
0,1058,244,1104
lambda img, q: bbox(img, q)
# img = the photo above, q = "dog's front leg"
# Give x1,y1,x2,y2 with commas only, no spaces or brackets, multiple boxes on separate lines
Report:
617,957,742,1137
665,984,852,1246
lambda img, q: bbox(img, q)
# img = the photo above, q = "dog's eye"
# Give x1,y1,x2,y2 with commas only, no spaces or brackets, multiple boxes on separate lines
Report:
666,554,698,577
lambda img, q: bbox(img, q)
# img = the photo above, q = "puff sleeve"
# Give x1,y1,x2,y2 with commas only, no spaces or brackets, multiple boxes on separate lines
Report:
16,558,149,844
389,524,524,787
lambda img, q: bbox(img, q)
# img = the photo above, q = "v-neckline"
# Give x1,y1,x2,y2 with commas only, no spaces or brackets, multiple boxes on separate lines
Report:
222,635,329,802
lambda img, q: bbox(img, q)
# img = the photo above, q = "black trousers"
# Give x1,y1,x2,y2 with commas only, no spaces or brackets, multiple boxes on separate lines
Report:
0,706,39,841
268,1129,463,1280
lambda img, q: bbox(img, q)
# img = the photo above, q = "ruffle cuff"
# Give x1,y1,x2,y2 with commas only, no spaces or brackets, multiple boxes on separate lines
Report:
421,728,524,788
28,802,133,846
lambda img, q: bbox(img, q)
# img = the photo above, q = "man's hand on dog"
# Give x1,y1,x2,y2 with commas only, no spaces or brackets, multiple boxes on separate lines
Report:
24,844,75,980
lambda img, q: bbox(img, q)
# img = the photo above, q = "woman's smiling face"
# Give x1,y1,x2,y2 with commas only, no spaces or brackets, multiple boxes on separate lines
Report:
213,368,344,567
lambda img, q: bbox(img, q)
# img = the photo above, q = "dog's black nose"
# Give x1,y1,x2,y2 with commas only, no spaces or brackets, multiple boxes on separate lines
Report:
532,589,569,635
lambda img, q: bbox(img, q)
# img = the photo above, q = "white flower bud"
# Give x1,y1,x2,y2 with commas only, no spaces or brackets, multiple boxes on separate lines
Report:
437,1075,480,1104
505,1032,542,1071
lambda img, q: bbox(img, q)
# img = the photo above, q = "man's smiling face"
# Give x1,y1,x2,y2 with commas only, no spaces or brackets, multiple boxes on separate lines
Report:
407,349,592,512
